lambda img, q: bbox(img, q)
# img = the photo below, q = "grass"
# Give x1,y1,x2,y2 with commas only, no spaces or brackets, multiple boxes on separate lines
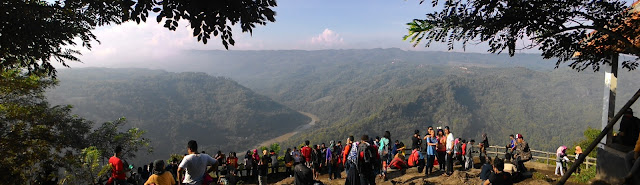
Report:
569,166,596,184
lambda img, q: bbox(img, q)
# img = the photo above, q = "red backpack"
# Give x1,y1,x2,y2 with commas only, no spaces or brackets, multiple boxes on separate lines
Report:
408,149,420,167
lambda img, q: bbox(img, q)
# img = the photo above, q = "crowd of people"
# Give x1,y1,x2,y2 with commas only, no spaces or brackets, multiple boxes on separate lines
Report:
105,118,636,185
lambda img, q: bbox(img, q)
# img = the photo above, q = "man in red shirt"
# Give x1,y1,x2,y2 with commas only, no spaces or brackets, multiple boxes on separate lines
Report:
108,146,127,185
301,140,312,167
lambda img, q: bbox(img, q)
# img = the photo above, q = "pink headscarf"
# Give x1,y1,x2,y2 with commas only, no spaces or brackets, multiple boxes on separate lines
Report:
252,149,260,161
556,146,567,157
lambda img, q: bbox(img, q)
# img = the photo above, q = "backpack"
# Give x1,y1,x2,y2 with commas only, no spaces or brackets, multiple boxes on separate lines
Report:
454,140,462,155
330,147,340,165
381,138,390,156
347,142,359,164
408,149,419,167
357,142,379,173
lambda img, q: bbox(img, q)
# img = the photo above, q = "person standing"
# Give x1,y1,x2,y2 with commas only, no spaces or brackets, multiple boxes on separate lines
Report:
555,146,570,176
108,146,127,185
513,134,531,172
436,129,447,172
301,141,312,167
145,160,175,185
326,140,340,180
244,150,253,177
343,136,354,176
480,133,489,164
378,131,390,180
357,135,378,185
270,150,278,174
465,140,475,170
412,130,422,151
444,126,455,176
227,152,238,176
424,126,437,176
293,147,302,166
574,146,583,174
252,149,260,177
257,150,271,185
285,148,294,176
177,140,218,185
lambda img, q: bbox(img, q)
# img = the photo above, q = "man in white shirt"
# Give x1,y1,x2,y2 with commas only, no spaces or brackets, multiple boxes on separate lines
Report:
444,126,455,176
178,140,218,185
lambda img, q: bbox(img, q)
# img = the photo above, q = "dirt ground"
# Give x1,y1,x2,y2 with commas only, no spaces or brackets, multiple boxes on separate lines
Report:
271,161,590,185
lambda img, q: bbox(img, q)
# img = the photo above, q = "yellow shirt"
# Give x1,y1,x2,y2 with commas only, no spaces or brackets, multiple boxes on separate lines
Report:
144,172,176,185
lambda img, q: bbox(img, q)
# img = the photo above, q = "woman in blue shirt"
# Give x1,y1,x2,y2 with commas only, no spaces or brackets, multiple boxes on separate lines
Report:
423,126,438,176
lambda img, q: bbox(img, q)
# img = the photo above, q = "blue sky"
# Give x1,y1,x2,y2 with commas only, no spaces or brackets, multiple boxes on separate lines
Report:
61,0,637,67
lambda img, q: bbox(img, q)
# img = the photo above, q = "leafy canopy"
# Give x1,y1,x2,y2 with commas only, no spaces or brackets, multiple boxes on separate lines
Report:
0,70,151,184
0,0,277,76
405,0,640,71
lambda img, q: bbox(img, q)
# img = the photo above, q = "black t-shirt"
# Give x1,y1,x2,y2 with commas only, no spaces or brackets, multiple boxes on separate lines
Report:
294,164,313,185
479,163,492,180
412,136,421,150
489,171,513,185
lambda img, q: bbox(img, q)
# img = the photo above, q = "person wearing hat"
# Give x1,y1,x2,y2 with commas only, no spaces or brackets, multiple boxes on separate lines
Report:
144,160,175,185
513,134,531,172
619,108,640,147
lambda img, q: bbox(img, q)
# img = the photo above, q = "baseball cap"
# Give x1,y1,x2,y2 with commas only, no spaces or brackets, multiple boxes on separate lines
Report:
515,134,523,139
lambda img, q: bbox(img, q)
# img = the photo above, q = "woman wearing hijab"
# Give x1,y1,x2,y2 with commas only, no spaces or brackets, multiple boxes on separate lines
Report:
252,149,260,177
575,146,583,174
244,150,253,176
144,160,175,185
555,146,570,176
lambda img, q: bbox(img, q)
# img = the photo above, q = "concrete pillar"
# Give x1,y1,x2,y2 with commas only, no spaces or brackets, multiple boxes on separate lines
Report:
600,54,618,148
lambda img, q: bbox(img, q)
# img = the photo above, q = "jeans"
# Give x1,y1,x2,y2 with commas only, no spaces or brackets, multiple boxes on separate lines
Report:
437,151,446,171
426,155,435,174
446,152,454,174
328,164,340,179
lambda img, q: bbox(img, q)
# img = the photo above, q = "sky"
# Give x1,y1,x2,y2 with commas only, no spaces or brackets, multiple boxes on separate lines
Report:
60,0,637,68
64,0,465,67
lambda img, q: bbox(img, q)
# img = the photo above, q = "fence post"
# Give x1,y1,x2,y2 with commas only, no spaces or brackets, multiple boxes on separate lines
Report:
546,152,549,165
585,158,589,169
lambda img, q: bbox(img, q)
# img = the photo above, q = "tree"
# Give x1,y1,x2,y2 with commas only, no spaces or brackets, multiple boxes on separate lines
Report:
0,70,151,184
0,70,91,184
405,0,640,71
0,0,277,76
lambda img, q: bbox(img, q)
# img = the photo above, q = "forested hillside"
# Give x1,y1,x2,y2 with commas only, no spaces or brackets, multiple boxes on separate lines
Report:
149,49,640,152
282,67,640,152
46,68,310,163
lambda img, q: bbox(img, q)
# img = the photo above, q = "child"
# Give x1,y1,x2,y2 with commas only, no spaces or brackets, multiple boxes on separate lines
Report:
465,140,475,170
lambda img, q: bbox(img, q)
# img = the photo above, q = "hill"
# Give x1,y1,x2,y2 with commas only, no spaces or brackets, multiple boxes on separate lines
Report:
280,66,640,152
46,68,310,163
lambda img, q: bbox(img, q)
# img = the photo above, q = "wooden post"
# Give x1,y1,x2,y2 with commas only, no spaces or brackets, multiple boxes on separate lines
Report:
546,152,549,165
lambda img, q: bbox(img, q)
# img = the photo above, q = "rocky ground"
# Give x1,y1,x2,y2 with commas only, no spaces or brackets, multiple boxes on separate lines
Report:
272,162,591,185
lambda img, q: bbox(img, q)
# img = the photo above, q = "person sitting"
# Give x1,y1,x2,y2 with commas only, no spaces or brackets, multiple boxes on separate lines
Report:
294,163,314,185
389,153,409,171
479,157,493,182
483,158,513,185
513,134,531,172
144,160,175,185
619,108,640,147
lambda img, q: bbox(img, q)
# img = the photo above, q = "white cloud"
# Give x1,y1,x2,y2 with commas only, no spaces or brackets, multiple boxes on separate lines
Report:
310,29,344,47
